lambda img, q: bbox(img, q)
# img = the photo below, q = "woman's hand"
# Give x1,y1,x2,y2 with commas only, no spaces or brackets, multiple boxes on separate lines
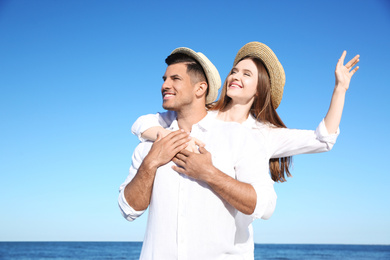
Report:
335,51,360,91
185,137,205,153
324,51,360,134
142,127,172,141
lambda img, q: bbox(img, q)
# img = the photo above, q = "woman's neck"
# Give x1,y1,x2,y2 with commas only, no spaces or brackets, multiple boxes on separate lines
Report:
216,102,251,124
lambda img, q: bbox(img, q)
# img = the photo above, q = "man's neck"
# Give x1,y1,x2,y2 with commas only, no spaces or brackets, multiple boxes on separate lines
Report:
176,107,208,132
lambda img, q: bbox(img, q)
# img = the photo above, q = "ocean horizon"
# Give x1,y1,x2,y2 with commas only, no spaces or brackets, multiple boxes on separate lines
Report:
0,242,389,259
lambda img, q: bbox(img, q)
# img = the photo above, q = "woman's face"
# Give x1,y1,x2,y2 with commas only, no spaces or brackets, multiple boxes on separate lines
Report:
226,58,258,105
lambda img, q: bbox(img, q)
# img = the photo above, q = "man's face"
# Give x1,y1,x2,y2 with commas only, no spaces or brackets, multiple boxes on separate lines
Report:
161,63,195,111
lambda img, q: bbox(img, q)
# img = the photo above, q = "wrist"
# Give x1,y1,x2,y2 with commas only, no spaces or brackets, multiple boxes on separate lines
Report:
143,155,161,171
334,83,348,93
203,166,223,185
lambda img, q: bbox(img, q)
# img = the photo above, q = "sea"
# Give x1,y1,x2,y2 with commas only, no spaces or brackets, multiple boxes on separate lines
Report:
0,242,389,259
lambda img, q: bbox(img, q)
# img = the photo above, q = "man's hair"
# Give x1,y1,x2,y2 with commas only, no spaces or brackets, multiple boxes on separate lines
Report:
165,53,208,90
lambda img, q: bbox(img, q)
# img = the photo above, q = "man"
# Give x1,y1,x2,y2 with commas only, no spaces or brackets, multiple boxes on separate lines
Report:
118,47,276,259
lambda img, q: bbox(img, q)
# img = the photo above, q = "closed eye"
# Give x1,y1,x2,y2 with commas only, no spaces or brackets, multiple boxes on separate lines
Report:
243,69,252,76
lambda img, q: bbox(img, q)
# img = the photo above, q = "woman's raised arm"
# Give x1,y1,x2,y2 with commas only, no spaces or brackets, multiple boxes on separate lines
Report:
324,51,359,134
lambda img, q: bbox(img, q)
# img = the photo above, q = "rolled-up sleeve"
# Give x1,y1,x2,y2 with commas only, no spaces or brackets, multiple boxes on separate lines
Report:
261,119,340,159
118,142,152,221
315,119,340,150
118,188,145,221
251,178,277,220
131,111,176,142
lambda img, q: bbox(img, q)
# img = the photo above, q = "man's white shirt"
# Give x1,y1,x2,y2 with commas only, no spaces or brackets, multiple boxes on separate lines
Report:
119,111,276,260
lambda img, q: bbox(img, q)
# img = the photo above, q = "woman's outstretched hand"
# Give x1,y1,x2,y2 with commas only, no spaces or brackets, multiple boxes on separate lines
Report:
324,51,360,134
335,51,360,91
185,137,205,153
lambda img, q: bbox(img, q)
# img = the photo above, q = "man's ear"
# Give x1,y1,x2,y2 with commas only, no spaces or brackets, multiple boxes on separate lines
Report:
195,81,208,99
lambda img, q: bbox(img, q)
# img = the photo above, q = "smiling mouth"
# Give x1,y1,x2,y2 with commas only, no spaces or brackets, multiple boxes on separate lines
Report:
163,93,175,99
229,83,242,89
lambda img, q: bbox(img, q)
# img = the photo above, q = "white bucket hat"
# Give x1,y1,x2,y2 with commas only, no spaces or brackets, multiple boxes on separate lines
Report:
171,47,221,104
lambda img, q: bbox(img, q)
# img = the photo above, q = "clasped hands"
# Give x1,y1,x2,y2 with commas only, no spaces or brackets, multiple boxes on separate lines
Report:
146,129,214,182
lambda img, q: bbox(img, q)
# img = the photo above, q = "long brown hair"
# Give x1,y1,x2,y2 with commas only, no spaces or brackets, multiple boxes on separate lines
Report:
210,57,292,182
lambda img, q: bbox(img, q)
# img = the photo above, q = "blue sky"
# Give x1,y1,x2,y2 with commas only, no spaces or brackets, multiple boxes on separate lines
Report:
0,0,389,244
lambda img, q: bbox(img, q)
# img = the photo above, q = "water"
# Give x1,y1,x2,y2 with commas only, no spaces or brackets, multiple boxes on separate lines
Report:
0,242,141,260
254,244,390,259
0,242,389,259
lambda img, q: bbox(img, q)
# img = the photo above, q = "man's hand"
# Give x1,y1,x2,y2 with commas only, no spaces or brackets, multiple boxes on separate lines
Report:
172,146,258,215
172,146,215,182
144,129,190,169
124,129,190,211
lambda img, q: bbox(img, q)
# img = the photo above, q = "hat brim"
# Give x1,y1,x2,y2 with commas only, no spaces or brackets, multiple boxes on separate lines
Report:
171,47,221,104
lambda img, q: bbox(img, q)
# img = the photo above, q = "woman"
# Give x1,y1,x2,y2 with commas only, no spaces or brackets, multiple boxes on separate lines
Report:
132,42,359,182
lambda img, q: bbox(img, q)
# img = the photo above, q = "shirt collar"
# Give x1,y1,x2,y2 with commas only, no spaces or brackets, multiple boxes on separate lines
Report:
167,110,219,132
197,110,218,132
167,118,179,131
242,113,258,129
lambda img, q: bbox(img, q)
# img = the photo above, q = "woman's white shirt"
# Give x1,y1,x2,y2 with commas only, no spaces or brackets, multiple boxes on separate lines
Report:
131,110,340,160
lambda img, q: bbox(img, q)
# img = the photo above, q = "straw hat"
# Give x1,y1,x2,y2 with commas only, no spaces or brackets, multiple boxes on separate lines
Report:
171,47,221,104
233,42,285,109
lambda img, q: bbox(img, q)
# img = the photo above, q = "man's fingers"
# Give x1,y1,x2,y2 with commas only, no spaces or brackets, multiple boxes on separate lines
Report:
178,149,191,156
167,143,189,159
175,153,187,161
198,146,208,154
162,130,190,150
172,157,185,168
172,133,191,146
163,129,186,140
172,164,185,174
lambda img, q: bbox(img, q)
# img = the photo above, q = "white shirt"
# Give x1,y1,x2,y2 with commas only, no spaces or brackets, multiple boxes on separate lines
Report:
131,110,340,161
119,112,276,259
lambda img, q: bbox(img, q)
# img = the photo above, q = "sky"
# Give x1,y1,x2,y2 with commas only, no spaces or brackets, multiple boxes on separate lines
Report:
0,0,389,245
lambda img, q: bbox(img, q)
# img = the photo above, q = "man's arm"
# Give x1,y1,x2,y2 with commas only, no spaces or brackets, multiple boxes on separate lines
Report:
124,130,190,211
172,147,257,215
